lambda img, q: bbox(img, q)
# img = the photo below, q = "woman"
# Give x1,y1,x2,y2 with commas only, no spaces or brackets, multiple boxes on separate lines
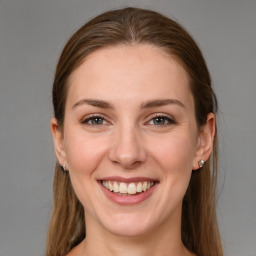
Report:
47,7,223,256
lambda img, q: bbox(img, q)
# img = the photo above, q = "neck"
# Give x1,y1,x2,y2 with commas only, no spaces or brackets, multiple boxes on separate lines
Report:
72,210,193,256
82,231,188,256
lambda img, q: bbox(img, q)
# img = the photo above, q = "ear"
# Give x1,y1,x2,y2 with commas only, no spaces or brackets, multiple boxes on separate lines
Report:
192,113,216,170
50,117,67,167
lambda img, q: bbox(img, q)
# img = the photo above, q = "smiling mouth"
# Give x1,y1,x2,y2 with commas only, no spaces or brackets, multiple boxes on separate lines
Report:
101,180,156,196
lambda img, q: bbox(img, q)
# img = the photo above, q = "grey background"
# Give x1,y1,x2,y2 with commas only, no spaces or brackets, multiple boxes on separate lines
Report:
0,0,255,256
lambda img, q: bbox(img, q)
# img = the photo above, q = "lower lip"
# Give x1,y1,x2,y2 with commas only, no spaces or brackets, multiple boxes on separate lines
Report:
99,181,158,205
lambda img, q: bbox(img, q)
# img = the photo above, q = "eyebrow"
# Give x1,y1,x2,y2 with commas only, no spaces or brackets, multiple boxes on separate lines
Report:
72,98,185,110
140,99,185,109
72,99,113,110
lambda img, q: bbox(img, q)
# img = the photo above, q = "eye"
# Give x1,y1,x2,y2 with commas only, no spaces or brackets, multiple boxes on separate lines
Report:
81,115,108,125
147,115,176,126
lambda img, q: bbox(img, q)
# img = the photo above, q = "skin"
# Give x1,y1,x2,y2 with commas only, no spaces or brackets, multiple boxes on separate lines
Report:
51,44,215,256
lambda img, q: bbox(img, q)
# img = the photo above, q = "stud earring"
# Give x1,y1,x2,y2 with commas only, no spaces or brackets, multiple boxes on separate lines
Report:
198,159,205,168
61,164,67,172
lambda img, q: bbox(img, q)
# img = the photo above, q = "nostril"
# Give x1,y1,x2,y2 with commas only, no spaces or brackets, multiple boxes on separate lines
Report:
108,129,147,167
111,158,142,170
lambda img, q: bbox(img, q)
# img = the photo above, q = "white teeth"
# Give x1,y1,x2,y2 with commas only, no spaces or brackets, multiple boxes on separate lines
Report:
102,180,154,194
108,181,113,191
136,182,143,192
142,181,147,192
127,183,137,194
113,181,119,192
119,182,128,193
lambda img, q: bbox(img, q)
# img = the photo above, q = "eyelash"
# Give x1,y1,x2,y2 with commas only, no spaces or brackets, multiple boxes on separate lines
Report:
81,114,176,127
81,114,109,126
146,114,176,126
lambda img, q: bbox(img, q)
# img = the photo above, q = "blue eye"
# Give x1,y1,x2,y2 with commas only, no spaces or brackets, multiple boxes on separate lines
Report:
82,116,107,125
148,116,176,126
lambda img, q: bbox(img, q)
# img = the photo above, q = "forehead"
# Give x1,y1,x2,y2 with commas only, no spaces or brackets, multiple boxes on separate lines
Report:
67,44,194,109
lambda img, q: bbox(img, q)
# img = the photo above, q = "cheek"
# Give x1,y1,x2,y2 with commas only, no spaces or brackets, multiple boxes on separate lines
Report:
63,129,110,211
163,136,196,194
149,132,197,198
150,132,197,173
64,129,108,174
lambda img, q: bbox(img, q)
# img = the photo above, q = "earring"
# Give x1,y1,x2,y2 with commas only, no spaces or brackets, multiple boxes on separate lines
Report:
61,164,67,172
198,159,205,168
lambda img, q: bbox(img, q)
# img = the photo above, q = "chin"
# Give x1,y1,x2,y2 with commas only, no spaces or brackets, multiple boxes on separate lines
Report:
105,223,151,238
98,211,156,238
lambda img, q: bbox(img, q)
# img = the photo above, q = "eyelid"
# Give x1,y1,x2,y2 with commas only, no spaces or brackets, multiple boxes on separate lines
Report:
81,113,110,125
80,113,176,126
145,113,177,125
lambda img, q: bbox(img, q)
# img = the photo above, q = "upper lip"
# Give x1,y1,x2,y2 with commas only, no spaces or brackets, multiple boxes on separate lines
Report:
99,176,158,183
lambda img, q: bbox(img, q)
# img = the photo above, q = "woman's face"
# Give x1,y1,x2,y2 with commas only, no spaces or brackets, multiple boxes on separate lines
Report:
52,45,209,237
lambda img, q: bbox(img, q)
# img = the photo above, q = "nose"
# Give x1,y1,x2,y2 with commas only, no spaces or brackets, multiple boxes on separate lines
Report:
108,124,147,169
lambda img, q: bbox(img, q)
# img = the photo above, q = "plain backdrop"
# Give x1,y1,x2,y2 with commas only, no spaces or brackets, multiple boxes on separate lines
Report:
0,0,255,256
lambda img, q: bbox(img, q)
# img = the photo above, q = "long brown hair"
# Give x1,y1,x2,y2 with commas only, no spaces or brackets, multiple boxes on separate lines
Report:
46,7,223,256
